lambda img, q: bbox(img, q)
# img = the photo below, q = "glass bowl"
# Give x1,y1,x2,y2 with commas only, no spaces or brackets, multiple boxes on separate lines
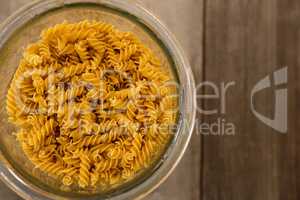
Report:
0,0,196,199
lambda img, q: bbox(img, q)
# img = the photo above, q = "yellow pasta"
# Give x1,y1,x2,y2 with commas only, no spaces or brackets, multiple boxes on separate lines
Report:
6,20,178,189
78,153,91,188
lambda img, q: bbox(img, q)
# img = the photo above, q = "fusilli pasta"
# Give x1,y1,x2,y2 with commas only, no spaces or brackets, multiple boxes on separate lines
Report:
6,20,178,189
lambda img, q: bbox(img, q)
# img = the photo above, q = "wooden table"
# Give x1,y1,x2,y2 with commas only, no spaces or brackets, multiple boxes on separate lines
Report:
0,0,299,199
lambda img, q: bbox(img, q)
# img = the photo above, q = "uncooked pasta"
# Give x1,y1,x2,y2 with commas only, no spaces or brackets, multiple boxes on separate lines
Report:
6,20,178,188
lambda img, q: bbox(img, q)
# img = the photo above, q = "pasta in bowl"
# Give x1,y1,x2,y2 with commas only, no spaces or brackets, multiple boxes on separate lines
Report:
7,20,177,189
0,0,195,199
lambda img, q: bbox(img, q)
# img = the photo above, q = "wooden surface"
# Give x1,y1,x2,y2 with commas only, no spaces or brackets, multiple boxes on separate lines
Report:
202,1,299,200
0,0,299,200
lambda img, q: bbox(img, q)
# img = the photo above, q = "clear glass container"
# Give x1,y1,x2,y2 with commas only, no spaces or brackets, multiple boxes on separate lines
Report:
0,0,196,199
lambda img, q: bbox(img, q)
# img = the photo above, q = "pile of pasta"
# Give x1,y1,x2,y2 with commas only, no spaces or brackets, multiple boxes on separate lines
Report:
6,20,177,188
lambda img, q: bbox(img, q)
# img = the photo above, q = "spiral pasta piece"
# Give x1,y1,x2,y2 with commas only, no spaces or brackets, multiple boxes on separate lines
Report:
6,86,18,122
29,118,56,151
78,153,91,188
95,159,119,172
62,63,86,78
133,139,157,170
36,161,65,177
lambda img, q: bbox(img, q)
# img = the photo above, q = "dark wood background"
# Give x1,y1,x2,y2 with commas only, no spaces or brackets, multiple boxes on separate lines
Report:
0,0,299,199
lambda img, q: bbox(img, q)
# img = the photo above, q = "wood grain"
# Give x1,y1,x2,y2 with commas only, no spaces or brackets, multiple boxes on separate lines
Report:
275,1,299,199
0,0,203,200
202,0,300,200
